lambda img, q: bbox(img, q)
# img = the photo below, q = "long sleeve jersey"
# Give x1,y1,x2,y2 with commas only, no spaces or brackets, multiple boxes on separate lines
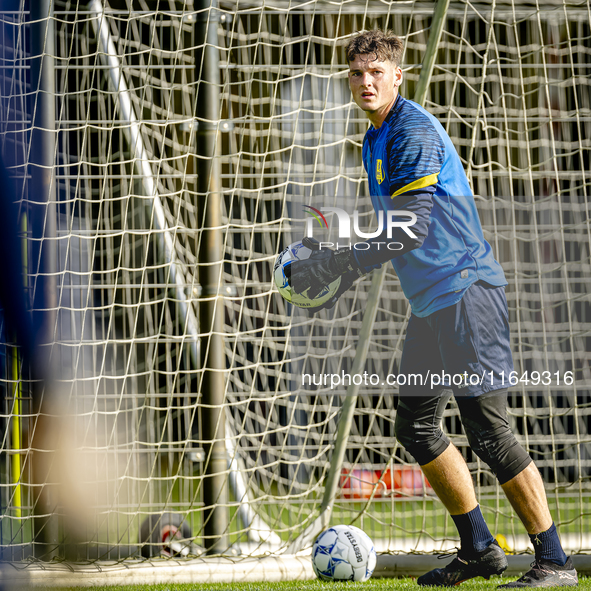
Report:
357,95,506,317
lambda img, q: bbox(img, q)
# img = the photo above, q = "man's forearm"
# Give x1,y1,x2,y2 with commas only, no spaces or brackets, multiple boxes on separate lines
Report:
353,189,432,271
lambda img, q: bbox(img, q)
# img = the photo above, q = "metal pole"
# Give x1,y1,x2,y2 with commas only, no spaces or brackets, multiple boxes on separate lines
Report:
89,0,272,547
30,0,58,559
88,0,199,367
289,0,451,553
413,0,451,106
195,0,229,554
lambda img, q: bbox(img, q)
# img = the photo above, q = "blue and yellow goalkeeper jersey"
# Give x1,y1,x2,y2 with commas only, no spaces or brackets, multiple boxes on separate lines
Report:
360,95,506,317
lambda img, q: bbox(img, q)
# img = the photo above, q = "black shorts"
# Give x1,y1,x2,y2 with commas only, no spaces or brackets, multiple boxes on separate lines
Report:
399,281,514,397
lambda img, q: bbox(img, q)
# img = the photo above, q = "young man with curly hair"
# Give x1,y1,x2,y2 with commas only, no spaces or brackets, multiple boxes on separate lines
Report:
286,29,577,588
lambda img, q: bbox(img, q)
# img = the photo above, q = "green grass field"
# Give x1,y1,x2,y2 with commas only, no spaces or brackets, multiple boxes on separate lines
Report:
49,577,590,591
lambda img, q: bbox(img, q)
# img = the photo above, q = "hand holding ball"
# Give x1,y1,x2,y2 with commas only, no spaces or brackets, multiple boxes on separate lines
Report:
274,239,343,309
274,238,363,311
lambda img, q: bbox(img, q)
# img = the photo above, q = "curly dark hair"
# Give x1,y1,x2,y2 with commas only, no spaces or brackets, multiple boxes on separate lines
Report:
346,30,404,66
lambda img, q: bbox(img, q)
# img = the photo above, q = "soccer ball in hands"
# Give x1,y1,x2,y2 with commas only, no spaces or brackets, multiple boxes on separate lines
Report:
273,240,341,309
311,524,377,582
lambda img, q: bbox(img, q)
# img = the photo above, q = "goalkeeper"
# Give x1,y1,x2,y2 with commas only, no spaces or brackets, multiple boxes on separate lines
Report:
286,30,577,588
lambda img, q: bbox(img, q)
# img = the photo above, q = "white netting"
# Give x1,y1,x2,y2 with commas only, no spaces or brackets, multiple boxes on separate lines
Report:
0,0,590,564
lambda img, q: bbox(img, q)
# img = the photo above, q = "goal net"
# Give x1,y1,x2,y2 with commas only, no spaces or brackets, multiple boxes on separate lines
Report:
0,0,590,569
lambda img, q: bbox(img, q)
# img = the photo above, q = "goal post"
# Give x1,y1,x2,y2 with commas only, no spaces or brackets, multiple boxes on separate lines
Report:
0,0,590,582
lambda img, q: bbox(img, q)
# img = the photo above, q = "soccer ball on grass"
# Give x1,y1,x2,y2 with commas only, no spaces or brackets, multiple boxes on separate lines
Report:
311,524,377,582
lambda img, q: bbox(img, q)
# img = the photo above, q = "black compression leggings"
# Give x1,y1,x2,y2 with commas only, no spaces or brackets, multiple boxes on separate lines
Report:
394,389,532,485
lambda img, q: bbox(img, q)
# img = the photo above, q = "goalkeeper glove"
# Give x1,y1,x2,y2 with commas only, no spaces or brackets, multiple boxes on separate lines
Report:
304,268,362,313
285,237,365,300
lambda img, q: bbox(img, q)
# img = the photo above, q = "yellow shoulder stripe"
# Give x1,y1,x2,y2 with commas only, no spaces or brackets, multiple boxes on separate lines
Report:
391,173,439,198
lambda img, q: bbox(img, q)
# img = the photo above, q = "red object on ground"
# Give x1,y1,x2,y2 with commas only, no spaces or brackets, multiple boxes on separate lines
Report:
340,466,433,499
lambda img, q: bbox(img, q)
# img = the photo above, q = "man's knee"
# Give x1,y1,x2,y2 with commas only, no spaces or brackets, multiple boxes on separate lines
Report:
463,421,531,484
394,404,450,466
458,391,532,484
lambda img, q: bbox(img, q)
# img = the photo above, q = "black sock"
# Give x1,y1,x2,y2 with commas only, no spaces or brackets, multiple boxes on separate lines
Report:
529,523,568,566
451,505,495,554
